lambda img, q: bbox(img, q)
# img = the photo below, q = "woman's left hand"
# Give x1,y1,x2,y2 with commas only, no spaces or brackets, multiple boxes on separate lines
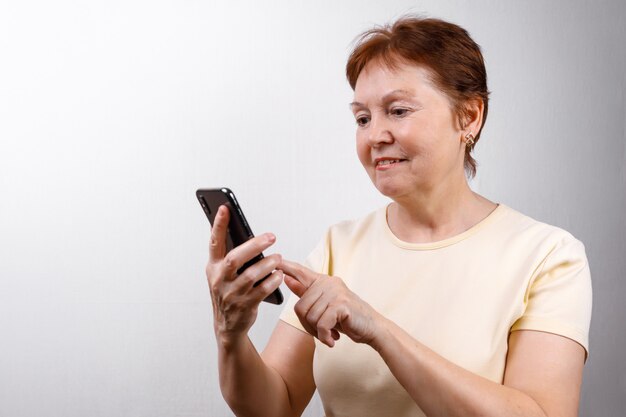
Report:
280,260,383,348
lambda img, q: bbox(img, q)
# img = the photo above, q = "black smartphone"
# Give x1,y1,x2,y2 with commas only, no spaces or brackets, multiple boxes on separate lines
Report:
196,187,283,305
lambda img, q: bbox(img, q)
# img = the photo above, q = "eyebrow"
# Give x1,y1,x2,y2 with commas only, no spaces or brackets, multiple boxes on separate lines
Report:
349,89,416,109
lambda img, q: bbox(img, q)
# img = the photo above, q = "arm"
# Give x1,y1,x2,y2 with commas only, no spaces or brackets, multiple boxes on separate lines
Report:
217,322,315,417
372,320,584,417
207,206,315,417
261,322,316,416
280,259,585,417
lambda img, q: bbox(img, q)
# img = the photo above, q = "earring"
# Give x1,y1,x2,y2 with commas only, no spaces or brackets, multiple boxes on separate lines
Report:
464,132,475,147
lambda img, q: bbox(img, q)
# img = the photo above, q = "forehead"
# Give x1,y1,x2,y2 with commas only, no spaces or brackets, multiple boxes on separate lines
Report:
353,60,439,100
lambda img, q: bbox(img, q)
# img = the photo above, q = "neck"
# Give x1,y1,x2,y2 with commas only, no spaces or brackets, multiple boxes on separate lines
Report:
387,178,496,244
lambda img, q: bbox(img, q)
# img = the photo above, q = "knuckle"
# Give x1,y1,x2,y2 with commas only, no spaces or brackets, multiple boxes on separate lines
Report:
317,323,329,335
306,311,317,325
240,271,257,287
210,235,219,250
223,254,237,272
260,272,273,285
264,273,280,289
258,277,272,292
294,302,306,318
271,254,283,268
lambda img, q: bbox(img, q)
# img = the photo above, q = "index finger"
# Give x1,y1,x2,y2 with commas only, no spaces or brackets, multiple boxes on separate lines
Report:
209,205,229,262
279,259,319,289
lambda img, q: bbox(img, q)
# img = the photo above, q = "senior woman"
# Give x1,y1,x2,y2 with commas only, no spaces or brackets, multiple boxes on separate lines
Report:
205,16,592,417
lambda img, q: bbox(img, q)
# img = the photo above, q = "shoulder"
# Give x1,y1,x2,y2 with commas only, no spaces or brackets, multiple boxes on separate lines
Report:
325,206,384,246
504,207,592,354
494,205,587,258
302,207,383,274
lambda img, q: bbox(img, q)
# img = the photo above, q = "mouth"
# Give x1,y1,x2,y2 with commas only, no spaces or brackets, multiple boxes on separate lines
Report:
375,158,408,170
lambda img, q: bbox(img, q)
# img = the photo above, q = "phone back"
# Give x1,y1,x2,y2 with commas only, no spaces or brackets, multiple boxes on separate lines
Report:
196,187,284,305
196,188,253,252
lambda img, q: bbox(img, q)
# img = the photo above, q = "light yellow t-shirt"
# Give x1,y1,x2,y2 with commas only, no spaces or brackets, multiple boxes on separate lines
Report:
279,204,592,417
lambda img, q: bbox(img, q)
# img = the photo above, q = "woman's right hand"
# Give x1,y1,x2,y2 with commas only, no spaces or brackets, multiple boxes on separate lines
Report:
205,205,284,347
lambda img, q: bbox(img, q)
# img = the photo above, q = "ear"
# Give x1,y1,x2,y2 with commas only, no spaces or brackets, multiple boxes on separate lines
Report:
460,98,484,136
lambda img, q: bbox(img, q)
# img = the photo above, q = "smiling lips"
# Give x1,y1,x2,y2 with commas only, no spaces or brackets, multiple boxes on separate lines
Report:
375,157,407,170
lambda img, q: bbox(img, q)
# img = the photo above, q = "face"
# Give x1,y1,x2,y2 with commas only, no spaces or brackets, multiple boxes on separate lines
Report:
351,61,467,200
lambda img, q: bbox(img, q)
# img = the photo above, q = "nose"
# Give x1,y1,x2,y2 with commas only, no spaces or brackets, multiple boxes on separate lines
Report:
366,115,393,147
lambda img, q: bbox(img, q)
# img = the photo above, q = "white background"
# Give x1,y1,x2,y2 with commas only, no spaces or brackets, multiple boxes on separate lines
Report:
1,1,624,416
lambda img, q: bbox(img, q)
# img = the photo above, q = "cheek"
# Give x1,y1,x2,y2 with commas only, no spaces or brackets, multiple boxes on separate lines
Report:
417,135,462,172
412,119,456,157
355,135,371,168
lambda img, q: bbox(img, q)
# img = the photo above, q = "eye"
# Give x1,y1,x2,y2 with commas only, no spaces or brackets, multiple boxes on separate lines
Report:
389,107,410,117
355,114,370,127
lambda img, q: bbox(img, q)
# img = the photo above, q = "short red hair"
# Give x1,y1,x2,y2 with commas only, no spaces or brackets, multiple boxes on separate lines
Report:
346,16,490,178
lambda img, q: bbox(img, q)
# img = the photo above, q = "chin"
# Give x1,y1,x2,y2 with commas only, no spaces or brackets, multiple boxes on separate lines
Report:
372,179,406,199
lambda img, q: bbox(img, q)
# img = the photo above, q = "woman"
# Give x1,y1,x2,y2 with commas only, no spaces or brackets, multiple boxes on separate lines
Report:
206,16,592,417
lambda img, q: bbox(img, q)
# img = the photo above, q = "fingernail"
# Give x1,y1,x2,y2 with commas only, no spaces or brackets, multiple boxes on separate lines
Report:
267,233,276,243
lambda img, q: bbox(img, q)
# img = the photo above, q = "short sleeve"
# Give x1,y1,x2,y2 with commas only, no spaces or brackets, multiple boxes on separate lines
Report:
279,231,330,332
510,235,593,357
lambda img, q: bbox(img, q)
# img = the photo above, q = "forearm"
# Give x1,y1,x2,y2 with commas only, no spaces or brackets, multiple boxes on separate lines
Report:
218,334,293,417
371,317,547,417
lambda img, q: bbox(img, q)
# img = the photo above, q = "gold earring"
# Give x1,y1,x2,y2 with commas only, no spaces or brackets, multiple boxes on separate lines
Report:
464,132,475,147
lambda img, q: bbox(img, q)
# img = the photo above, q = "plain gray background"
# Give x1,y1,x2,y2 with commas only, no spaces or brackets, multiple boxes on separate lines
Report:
1,1,624,416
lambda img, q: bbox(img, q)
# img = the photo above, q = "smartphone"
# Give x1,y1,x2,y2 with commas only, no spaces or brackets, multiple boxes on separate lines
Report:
196,187,283,305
